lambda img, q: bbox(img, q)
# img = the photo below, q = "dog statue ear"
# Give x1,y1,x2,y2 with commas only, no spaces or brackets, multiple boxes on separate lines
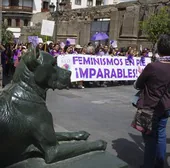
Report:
34,64,55,88
34,65,48,87
27,43,40,59
22,45,40,72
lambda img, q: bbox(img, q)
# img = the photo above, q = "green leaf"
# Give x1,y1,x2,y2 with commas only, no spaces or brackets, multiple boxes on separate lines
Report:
2,24,14,44
140,6,170,46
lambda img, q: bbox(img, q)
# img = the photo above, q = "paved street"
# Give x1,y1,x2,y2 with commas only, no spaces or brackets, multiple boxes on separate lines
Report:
46,85,170,168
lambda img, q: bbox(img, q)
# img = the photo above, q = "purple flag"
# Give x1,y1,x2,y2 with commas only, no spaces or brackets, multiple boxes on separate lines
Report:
28,36,39,47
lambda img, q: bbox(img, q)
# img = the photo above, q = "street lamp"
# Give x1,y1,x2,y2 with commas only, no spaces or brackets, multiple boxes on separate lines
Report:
49,0,66,43
49,3,55,13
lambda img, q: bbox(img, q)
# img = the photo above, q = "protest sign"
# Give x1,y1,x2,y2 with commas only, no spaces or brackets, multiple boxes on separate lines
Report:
110,40,117,48
41,20,55,37
57,55,151,82
38,38,43,43
66,38,76,45
28,36,39,47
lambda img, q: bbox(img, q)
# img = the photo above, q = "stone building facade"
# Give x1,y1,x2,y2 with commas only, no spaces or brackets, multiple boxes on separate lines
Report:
2,0,34,38
56,2,144,48
20,0,170,49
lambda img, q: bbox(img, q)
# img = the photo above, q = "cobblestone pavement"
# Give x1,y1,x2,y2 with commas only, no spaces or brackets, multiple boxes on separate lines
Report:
46,85,170,168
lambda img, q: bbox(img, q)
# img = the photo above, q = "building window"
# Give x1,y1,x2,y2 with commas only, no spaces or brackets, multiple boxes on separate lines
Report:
9,0,19,6
91,20,110,44
8,18,12,27
75,0,81,5
87,0,93,6
16,19,20,27
24,19,29,26
42,1,49,10
96,0,102,6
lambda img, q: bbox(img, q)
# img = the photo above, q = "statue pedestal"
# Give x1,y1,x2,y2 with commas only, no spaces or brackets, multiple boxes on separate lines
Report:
7,152,128,168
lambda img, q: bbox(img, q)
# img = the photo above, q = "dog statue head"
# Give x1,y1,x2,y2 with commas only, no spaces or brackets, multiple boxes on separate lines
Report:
13,47,71,90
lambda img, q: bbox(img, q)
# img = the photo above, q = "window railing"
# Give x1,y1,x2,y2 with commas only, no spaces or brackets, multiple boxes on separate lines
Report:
2,6,33,12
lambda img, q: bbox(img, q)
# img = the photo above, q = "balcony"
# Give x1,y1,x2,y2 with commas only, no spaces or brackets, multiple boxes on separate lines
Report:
2,6,33,13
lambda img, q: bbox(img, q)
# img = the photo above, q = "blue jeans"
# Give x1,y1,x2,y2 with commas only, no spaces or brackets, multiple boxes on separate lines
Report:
142,110,170,168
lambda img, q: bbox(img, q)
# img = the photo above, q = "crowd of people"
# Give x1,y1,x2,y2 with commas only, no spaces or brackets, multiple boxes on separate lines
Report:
1,34,170,168
0,41,154,88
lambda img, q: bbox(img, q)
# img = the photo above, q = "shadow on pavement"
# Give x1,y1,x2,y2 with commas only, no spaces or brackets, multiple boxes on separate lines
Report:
112,133,170,168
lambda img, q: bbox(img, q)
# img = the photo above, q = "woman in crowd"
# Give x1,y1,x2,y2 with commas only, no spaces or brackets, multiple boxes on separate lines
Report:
134,34,170,168
74,44,85,89
1,39,153,88
50,43,61,58
13,44,22,69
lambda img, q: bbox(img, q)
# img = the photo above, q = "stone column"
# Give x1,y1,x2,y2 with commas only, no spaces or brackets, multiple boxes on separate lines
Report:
0,0,2,89
79,21,91,46
120,5,140,38
28,20,31,26
109,8,119,41
93,0,96,6
12,19,16,27
20,19,24,27
4,18,8,26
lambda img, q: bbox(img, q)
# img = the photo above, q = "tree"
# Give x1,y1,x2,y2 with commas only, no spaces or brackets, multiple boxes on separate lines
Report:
2,24,14,44
140,6,170,47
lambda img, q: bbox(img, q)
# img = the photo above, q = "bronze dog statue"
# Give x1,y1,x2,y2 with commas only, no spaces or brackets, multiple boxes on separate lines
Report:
0,48,107,167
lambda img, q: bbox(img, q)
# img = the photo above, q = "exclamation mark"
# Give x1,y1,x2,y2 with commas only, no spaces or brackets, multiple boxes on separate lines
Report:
136,69,138,78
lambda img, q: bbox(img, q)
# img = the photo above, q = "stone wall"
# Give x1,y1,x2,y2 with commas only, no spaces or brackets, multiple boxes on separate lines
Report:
20,0,169,49
56,2,149,48
20,25,41,42
31,12,51,26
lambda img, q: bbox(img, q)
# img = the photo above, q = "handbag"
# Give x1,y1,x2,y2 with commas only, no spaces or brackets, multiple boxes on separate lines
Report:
131,86,168,134
131,108,155,134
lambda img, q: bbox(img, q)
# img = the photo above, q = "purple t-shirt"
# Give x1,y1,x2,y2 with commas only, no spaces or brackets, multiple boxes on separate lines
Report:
13,49,21,61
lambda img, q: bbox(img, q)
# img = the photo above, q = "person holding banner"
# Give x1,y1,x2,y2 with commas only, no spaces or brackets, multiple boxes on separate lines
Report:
75,44,85,89
74,44,82,54
50,43,61,58
133,34,170,168
103,45,109,56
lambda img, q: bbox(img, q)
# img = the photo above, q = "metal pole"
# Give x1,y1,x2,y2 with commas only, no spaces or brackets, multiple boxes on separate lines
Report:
0,0,3,89
0,0,2,53
54,0,59,43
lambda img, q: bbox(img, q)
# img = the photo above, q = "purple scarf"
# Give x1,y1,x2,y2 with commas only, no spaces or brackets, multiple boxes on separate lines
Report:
127,54,133,63
50,50,60,57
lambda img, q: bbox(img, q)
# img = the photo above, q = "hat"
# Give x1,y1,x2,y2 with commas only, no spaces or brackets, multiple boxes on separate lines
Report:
22,46,27,49
75,44,82,49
